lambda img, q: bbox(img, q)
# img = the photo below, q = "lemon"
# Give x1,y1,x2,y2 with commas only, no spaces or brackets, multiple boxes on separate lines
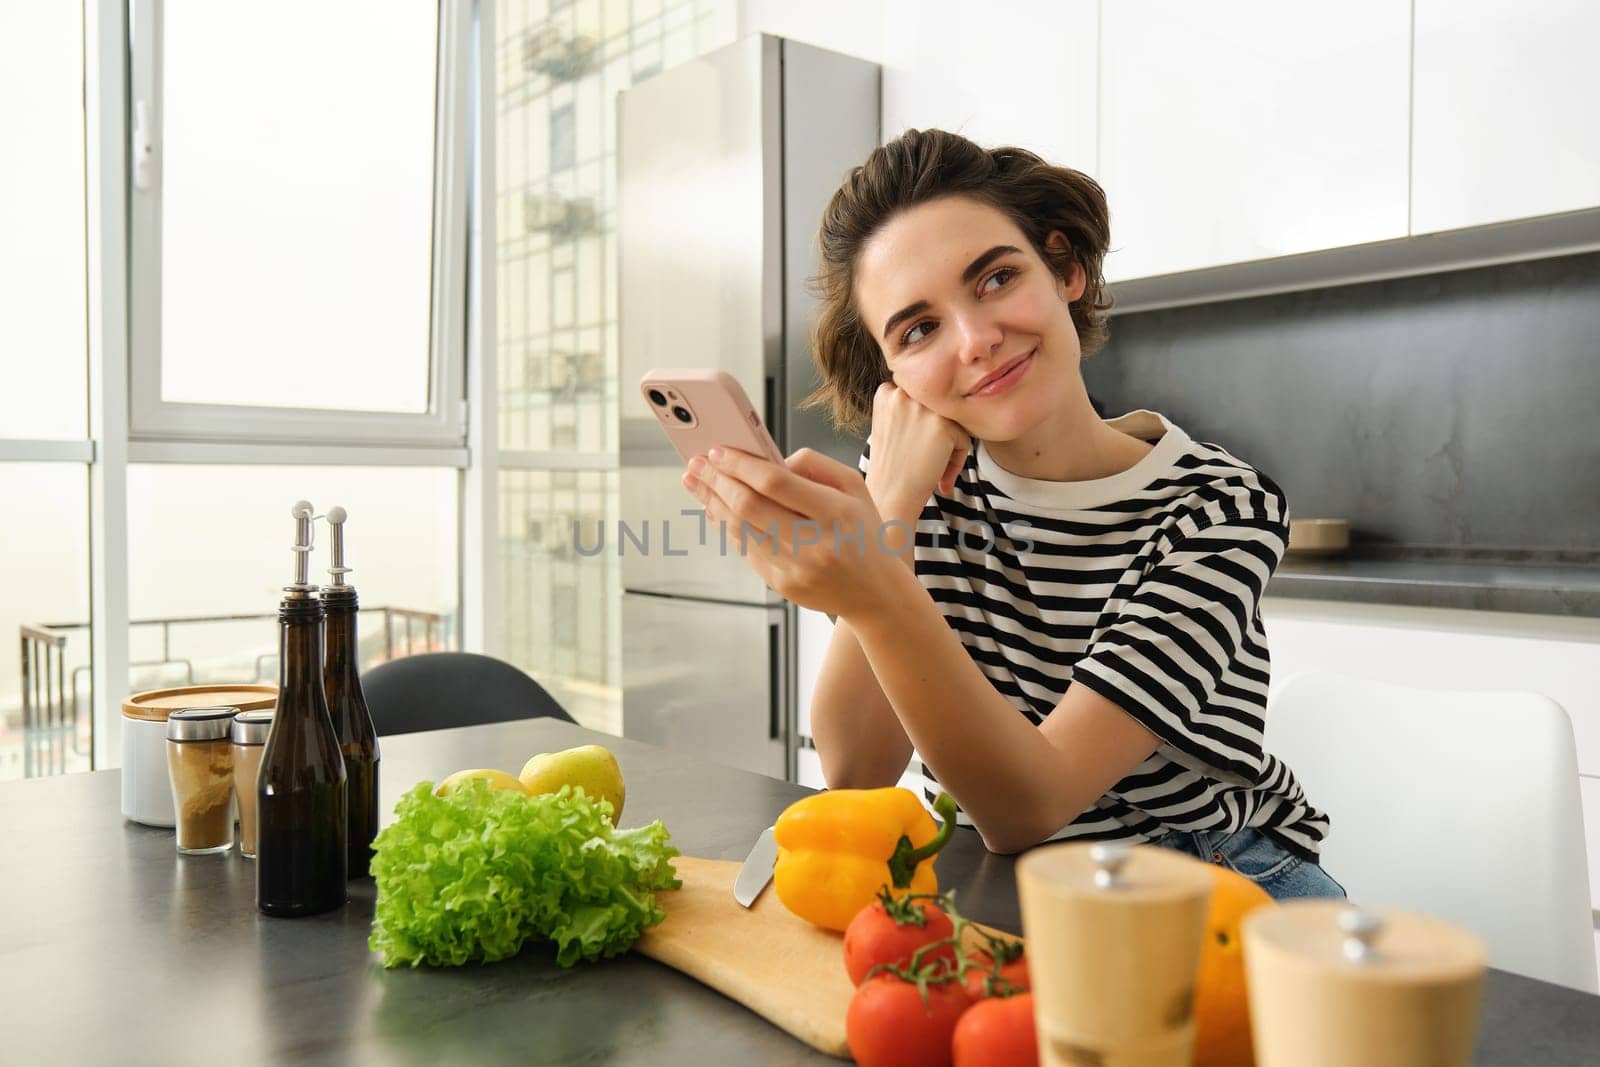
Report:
434,768,528,797
519,745,625,825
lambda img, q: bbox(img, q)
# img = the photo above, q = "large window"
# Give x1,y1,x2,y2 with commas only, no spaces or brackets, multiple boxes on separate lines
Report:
128,0,468,445
0,2,478,780
494,0,735,732
1,4,94,781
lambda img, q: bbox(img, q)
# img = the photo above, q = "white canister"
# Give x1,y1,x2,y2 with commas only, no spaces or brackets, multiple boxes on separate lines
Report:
122,684,277,826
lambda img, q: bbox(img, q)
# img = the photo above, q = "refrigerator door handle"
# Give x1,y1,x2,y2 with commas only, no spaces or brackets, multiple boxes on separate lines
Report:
767,619,782,741
764,374,779,446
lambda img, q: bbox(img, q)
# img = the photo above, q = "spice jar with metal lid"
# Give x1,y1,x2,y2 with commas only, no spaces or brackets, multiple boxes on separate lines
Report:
231,710,274,858
122,684,275,826
166,706,239,855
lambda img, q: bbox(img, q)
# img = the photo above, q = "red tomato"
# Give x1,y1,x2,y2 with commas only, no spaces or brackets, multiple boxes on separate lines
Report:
952,992,1039,1067
843,898,957,986
961,947,1031,999
846,972,972,1067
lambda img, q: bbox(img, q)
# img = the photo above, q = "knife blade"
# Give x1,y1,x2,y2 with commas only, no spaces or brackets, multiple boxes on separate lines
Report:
733,825,778,907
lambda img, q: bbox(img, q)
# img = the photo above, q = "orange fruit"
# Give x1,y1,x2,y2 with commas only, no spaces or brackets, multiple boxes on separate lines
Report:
1192,864,1274,1067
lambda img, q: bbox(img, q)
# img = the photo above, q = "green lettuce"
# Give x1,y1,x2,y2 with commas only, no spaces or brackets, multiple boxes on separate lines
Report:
368,781,681,968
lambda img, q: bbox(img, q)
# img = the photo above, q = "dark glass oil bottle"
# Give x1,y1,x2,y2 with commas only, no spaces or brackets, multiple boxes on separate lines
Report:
257,504,347,917
321,507,380,879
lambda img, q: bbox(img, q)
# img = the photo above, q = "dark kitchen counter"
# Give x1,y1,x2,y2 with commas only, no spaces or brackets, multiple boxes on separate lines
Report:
1,718,1597,1064
1271,550,1600,618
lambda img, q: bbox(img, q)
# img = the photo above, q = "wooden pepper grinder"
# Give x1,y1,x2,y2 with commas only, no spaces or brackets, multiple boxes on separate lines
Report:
1243,901,1487,1067
1017,842,1216,1066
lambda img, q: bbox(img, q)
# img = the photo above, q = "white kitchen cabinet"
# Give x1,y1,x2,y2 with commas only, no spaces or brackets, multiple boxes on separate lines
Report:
1098,1,1410,282
1262,598,1600,775
1412,0,1600,235
879,0,1097,171
737,0,888,65
739,0,1099,172
1262,597,1600,910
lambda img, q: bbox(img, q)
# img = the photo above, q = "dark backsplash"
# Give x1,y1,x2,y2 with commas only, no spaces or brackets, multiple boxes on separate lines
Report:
1082,250,1600,556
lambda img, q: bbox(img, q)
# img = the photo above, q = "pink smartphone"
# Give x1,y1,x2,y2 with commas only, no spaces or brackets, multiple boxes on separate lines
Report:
640,368,784,464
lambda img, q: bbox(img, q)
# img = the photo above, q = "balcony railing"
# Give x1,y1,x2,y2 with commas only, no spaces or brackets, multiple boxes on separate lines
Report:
11,607,447,779
17,623,75,779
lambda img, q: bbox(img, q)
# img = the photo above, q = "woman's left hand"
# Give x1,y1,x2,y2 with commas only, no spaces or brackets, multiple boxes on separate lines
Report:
683,446,906,620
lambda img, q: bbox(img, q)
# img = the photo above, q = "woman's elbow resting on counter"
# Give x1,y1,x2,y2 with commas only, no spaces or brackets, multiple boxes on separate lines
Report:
983,825,1069,855
978,830,1030,856
972,809,1065,856
818,756,904,792
812,724,914,791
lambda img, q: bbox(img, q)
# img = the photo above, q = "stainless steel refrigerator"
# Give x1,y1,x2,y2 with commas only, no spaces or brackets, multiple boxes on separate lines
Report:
617,35,878,780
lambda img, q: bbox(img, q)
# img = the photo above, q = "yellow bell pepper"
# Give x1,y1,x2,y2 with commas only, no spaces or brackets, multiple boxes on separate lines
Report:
773,788,958,932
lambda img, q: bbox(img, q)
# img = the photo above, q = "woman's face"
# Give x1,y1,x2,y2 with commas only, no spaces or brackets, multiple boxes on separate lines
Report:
853,195,1085,443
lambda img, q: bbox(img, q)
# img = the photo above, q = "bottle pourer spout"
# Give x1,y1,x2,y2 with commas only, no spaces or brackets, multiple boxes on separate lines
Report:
289,500,317,591
327,506,352,585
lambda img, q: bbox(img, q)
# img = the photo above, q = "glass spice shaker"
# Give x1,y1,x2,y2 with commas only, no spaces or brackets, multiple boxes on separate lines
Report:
166,706,239,855
230,710,274,859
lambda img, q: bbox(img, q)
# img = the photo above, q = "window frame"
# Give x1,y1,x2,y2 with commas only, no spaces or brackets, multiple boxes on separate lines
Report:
126,0,471,448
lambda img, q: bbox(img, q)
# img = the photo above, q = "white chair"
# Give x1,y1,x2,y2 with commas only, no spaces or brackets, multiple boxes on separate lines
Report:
1266,670,1598,993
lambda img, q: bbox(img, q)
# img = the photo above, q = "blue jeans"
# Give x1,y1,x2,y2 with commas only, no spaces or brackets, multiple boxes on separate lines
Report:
1152,826,1348,901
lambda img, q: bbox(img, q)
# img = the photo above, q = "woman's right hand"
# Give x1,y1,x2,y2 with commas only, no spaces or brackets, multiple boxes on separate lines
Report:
864,382,971,522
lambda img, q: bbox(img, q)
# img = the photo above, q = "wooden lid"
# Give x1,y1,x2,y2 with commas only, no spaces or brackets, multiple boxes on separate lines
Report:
122,684,277,722
1016,842,1215,903
1243,900,1486,983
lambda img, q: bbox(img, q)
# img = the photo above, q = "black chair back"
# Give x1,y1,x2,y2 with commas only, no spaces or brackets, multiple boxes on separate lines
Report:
360,652,574,736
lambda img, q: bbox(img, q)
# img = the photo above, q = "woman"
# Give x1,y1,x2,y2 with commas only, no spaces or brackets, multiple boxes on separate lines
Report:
681,128,1343,899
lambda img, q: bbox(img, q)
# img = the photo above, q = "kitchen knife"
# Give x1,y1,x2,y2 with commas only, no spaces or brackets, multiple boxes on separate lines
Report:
733,825,778,907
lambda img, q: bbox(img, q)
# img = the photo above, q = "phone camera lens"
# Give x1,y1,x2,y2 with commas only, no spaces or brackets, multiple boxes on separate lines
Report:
672,406,693,424
647,388,668,407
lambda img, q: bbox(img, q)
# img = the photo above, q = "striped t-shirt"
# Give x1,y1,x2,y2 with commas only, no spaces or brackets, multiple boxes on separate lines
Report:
860,409,1329,859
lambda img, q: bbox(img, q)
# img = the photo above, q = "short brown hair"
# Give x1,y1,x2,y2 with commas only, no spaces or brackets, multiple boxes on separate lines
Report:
804,128,1114,434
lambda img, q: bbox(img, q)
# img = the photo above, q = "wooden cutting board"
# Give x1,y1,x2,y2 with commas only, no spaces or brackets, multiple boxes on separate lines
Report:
633,856,1019,1060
